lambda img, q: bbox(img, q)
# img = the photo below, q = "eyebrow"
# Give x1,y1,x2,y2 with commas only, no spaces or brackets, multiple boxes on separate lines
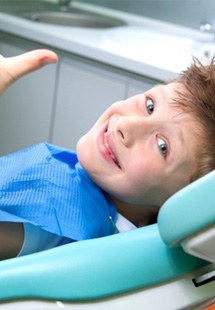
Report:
169,117,188,171
174,124,185,144
157,86,187,160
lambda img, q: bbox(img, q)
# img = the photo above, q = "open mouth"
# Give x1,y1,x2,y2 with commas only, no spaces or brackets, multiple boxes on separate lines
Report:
103,130,121,169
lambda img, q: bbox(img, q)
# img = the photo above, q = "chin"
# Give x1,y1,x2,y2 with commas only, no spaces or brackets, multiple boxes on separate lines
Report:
76,136,86,163
76,134,93,173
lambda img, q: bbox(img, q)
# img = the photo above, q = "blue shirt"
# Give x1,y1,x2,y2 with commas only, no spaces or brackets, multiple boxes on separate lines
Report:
0,143,117,240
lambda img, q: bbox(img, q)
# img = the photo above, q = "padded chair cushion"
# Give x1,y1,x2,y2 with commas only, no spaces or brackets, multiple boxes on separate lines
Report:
158,170,215,247
0,225,207,301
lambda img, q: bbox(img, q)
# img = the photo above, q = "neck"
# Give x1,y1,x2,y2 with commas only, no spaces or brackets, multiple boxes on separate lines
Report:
110,196,160,227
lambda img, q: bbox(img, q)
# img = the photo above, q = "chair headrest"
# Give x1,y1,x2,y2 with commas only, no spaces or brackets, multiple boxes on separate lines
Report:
158,170,215,247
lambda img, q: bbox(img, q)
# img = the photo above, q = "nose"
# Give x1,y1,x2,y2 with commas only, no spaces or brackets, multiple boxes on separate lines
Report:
116,115,153,147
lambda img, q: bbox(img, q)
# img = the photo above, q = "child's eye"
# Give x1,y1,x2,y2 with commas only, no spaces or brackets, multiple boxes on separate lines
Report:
157,137,168,157
146,98,154,114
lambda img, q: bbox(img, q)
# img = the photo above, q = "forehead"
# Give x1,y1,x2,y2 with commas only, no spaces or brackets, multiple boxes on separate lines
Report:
148,82,180,102
148,83,198,123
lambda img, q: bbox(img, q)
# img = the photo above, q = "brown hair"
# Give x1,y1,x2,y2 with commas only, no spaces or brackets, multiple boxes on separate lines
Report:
172,56,215,181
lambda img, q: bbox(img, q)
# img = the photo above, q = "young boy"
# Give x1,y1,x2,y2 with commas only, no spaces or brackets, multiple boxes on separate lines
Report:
0,51,214,260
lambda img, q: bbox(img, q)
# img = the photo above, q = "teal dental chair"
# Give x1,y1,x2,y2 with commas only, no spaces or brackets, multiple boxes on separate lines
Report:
0,171,214,310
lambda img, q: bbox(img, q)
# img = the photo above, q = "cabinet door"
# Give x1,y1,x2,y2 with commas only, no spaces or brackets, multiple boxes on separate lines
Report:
0,41,57,155
52,57,126,149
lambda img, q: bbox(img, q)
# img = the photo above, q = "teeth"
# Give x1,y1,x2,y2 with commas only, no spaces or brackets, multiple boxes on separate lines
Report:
104,132,112,155
104,132,121,168
104,132,109,149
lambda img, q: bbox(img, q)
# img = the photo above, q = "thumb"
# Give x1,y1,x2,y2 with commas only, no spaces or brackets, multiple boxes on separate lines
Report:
0,49,58,95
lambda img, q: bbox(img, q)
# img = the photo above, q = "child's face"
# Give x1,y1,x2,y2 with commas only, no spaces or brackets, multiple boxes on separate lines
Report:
77,83,199,208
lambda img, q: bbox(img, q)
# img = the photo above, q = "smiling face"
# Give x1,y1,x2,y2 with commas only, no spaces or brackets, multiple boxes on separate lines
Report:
77,82,200,220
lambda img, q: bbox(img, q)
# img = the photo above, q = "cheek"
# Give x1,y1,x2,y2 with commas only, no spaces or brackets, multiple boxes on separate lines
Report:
122,158,165,199
126,156,158,185
120,162,152,198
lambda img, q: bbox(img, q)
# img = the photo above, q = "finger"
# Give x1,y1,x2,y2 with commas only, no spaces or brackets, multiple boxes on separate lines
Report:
5,49,58,80
0,49,58,95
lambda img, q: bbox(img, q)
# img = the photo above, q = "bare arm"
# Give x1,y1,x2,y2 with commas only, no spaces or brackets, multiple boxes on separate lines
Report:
0,49,58,259
0,223,24,260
